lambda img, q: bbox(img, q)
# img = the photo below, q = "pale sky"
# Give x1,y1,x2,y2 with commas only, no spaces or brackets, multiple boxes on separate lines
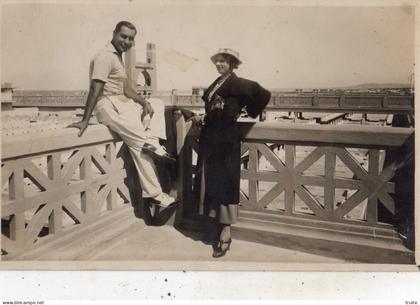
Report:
1,1,415,91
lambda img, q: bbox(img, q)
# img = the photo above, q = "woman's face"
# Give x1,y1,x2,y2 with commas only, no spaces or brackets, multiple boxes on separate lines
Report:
214,55,232,76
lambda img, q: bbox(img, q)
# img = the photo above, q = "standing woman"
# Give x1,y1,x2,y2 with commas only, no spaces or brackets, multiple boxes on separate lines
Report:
189,48,271,258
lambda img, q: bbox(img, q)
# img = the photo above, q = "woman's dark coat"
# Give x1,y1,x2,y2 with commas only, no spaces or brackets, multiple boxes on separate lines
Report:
194,73,271,208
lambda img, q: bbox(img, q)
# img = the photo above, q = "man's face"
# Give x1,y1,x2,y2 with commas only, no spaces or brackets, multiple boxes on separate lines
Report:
112,26,136,54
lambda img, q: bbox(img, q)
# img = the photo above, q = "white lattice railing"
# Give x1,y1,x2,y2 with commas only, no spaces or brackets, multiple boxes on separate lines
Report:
1,112,414,257
175,115,414,243
1,125,131,257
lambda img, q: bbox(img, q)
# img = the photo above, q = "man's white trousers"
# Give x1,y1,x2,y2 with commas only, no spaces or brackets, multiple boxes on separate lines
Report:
95,95,167,198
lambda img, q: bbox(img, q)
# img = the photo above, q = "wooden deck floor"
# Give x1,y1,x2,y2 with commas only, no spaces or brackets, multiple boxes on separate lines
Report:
5,202,413,268
9,204,348,264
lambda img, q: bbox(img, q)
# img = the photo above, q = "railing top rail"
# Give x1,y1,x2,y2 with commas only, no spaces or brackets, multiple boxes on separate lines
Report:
185,121,414,147
2,124,120,160
2,118,414,160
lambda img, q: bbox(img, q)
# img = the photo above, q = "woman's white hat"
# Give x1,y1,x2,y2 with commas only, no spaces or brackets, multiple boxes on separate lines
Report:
210,48,242,65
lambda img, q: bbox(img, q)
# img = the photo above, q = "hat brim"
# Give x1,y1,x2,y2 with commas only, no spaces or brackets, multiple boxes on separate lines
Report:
210,52,242,65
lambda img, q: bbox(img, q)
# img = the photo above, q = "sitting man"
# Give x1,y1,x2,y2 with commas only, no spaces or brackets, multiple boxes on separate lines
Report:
68,21,177,209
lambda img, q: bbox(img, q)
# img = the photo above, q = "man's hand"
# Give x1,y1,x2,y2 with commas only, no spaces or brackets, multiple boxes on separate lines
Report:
141,102,155,121
144,102,154,117
69,80,104,137
123,80,154,118
67,120,89,137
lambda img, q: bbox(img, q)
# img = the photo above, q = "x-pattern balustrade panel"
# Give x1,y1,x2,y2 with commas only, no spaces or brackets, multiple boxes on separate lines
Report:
184,137,396,227
239,143,395,225
1,141,130,256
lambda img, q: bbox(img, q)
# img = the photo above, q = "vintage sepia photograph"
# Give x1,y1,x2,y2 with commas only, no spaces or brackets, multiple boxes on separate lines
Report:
0,0,417,273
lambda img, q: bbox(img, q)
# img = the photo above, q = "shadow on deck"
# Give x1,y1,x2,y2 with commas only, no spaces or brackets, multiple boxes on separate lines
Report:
8,200,413,266
2,203,346,264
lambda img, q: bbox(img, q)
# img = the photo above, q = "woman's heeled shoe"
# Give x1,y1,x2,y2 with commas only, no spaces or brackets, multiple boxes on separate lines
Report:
212,238,232,258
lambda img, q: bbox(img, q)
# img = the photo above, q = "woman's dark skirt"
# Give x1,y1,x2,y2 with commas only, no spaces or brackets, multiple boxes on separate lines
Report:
194,130,241,224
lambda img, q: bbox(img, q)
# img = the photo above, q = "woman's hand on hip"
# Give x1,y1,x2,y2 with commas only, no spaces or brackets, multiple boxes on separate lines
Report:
187,114,205,126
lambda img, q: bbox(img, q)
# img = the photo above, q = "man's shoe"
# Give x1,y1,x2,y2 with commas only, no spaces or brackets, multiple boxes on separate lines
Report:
151,193,179,210
142,143,176,163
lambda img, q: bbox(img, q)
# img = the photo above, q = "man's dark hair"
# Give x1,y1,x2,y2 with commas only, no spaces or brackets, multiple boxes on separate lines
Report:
114,21,137,34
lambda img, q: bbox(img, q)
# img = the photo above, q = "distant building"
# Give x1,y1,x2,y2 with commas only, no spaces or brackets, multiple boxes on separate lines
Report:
125,43,156,96
1,82,15,111
192,86,206,96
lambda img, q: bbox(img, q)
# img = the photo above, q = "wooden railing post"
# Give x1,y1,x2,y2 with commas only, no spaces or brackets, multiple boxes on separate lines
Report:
48,207,64,235
248,144,259,205
284,144,295,215
174,110,193,216
366,149,379,224
324,150,336,214
9,166,25,250
47,153,63,234
105,143,117,211
171,90,178,105
80,150,94,221
47,153,61,180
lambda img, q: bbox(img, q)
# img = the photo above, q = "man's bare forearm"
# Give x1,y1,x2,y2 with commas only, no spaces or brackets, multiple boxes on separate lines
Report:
81,80,105,122
67,80,104,136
